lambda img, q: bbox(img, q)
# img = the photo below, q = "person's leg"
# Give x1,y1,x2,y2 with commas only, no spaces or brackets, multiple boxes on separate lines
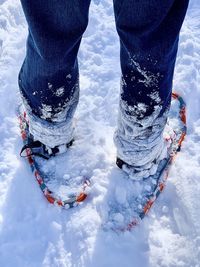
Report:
19,0,91,148
113,0,189,179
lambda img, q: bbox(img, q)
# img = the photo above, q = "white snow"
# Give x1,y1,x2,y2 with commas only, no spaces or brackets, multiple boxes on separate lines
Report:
0,0,200,266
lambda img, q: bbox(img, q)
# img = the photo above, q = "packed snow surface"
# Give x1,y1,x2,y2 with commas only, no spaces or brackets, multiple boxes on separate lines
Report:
0,0,200,266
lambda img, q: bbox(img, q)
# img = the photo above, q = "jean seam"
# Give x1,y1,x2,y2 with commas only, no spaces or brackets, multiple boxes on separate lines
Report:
115,0,126,20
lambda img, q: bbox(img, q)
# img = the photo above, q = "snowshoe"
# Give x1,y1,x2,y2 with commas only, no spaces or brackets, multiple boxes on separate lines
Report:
18,108,90,209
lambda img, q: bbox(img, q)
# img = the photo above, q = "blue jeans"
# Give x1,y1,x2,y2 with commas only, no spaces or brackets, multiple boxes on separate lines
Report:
19,0,189,173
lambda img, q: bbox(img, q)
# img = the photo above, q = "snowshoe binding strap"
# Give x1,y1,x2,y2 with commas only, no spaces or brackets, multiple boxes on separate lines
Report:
20,139,74,160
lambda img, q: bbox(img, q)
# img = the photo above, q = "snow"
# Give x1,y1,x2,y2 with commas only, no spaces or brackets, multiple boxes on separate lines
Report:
0,0,200,266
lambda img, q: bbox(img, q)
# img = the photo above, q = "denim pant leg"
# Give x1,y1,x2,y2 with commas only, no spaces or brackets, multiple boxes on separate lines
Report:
113,0,189,176
19,0,91,148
